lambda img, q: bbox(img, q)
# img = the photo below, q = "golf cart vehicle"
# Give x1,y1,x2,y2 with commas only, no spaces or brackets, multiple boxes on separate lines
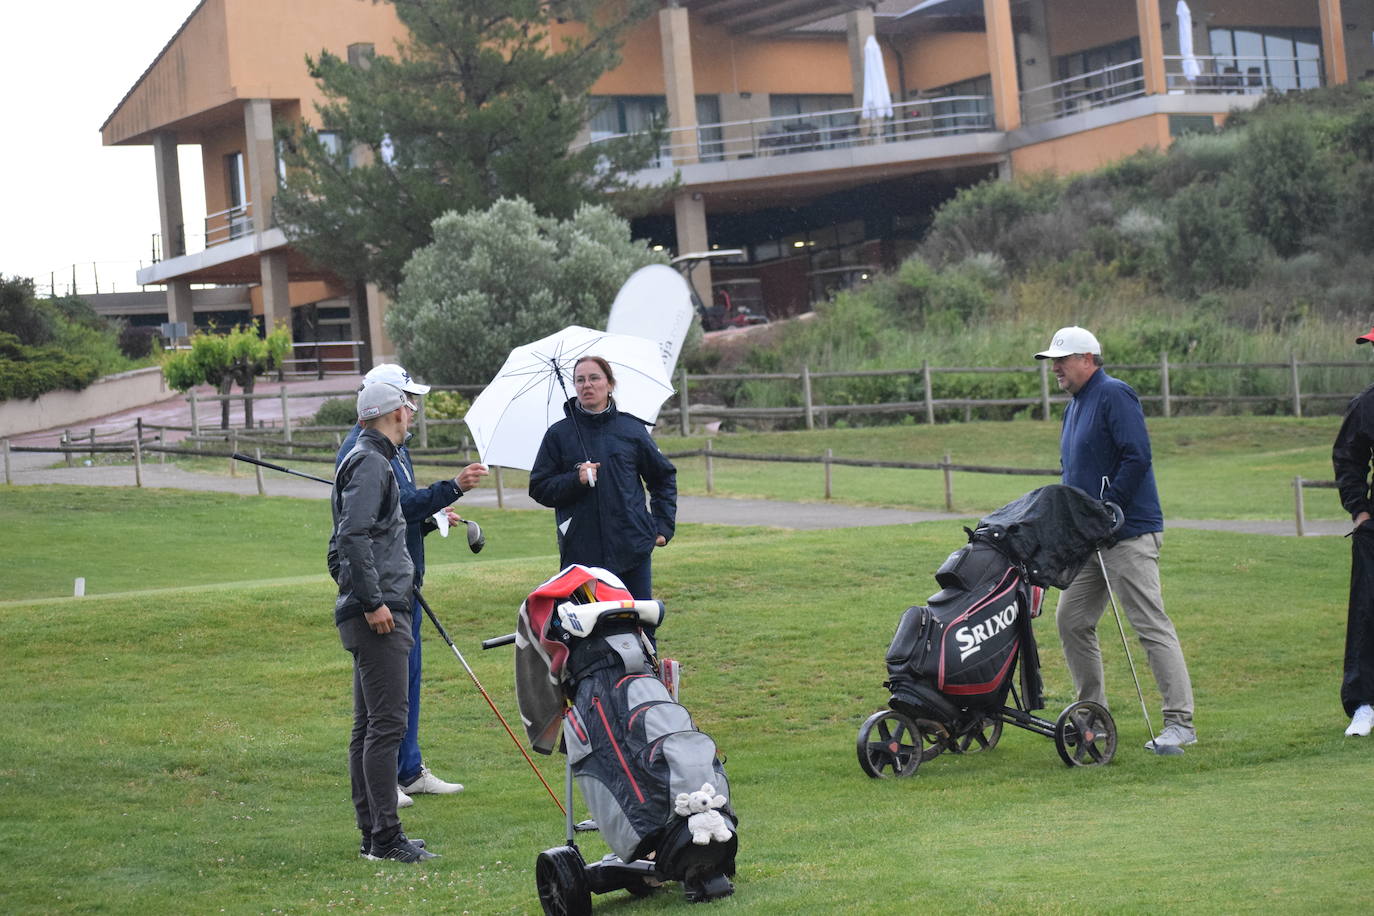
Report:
670,249,767,331
706,279,769,331
857,485,1125,777
498,565,737,912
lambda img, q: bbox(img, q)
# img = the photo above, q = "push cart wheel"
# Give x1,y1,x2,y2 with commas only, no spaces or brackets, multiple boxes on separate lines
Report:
856,709,924,778
914,718,952,762
1053,701,1117,767
953,716,1003,754
535,845,592,916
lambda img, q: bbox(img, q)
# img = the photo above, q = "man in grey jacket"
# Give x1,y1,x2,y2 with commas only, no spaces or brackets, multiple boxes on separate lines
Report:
328,382,435,863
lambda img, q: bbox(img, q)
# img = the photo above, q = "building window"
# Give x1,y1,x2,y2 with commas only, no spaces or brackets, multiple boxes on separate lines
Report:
922,75,992,133
1208,27,1322,92
768,94,858,151
1054,38,1143,115
225,151,248,240
696,95,723,162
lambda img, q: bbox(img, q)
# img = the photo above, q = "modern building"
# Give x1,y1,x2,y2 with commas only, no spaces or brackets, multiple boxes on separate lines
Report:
103,0,1366,363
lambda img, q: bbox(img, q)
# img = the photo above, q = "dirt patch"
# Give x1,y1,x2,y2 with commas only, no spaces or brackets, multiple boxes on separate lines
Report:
697,312,814,370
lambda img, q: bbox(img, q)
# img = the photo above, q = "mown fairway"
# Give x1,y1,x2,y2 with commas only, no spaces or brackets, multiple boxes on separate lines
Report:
0,476,1366,914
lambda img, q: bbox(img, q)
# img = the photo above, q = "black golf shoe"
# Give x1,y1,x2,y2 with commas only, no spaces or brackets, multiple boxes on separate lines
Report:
362,833,430,861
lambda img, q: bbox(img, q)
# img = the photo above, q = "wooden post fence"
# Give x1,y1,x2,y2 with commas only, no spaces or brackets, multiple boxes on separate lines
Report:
2,438,10,485
922,360,935,424
63,430,73,467
942,452,954,512
1159,351,1172,418
678,366,690,437
416,397,428,449
88,427,96,461
1294,475,1306,537
823,447,833,499
133,437,143,488
1039,361,1051,421
494,466,505,509
801,365,815,431
1290,353,1302,418
253,447,266,496
704,439,714,494
229,429,238,476
280,385,293,454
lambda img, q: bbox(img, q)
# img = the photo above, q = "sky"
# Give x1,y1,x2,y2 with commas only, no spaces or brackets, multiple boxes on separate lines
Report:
1,1,208,297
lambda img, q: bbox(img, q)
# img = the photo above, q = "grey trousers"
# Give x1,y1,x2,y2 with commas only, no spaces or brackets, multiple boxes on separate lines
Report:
1055,533,1195,729
338,610,414,840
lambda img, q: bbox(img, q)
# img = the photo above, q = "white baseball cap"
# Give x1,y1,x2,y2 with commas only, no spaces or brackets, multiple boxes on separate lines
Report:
1035,326,1102,360
363,363,430,395
357,382,414,421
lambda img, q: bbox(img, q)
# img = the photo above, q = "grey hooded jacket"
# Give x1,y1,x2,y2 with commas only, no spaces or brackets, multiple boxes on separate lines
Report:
328,427,414,624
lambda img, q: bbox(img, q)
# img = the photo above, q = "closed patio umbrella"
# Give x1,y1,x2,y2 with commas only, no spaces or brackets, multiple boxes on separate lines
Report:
861,35,894,119
1177,1,1202,84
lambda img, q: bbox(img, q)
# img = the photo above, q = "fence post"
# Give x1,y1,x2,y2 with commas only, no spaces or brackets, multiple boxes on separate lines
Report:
280,385,293,455
801,365,815,431
1290,353,1302,418
942,452,954,512
679,366,690,437
494,465,505,509
133,437,143,488
416,397,428,449
253,447,266,496
88,428,96,461
2,438,9,485
704,439,714,495
229,429,238,476
136,416,144,445
1293,476,1306,537
1156,351,1171,418
823,447,833,499
922,360,935,425
158,429,166,464
189,390,200,438
1039,361,1051,421
63,429,73,467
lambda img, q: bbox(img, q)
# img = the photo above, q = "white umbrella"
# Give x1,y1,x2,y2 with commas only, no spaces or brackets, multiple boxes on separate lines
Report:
861,35,894,119
1177,1,1202,83
463,326,675,470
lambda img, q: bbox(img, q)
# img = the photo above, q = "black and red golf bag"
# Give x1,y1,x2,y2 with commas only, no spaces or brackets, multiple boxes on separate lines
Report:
885,485,1119,724
515,565,736,902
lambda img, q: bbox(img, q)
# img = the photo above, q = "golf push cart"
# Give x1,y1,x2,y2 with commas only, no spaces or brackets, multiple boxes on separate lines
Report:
857,485,1126,777
486,565,737,913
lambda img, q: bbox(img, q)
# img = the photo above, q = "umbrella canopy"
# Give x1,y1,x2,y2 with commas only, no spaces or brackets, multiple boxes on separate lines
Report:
1177,1,1202,83
463,326,675,470
861,35,894,119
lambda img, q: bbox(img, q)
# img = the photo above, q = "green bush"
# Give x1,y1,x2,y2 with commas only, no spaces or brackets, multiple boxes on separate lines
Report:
306,396,360,428
0,332,100,401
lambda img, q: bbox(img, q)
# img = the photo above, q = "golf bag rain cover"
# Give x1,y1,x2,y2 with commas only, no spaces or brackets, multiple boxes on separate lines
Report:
974,484,1118,589
516,566,736,873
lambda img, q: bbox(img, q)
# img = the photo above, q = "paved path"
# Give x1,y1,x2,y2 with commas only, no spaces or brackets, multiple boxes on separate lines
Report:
4,381,1346,536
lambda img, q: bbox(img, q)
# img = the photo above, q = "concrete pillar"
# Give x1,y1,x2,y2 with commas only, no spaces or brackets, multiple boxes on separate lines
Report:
659,5,698,165
1319,0,1349,86
165,281,194,329
1135,0,1167,96
365,283,396,366
152,131,185,258
1017,0,1054,120
259,250,292,338
846,7,876,110
1345,0,1374,81
673,193,711,306
719,93,770,159
243,99,278,232
982,0,1021,131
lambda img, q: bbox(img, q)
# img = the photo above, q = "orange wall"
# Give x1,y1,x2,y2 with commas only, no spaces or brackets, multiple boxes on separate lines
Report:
1210,0,1320,28
1046,0,1137,57
1012,114,1172,176
903,32,990,92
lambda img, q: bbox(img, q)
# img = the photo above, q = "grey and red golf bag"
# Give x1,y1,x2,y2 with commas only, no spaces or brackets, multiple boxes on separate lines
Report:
515,565,737,899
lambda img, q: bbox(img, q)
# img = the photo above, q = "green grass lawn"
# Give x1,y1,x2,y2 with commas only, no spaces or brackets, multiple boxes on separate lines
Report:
0,486,1367,913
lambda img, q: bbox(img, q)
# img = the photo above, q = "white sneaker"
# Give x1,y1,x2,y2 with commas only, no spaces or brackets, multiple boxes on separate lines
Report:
1143,723,1197,750
1345,704,1374,737
400,766,464,795
397,786,414,808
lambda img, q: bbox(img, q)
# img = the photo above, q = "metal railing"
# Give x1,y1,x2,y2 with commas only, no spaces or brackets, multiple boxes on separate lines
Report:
280,341,364,379
578,96,994,169
1021,59,1147,125
1162,54,1324,95
205,203,253,247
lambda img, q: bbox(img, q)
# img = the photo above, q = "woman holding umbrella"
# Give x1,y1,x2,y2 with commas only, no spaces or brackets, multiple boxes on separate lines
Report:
529,355,677,599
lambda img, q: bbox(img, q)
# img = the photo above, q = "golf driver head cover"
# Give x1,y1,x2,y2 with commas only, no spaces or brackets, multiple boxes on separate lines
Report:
466,519,485,553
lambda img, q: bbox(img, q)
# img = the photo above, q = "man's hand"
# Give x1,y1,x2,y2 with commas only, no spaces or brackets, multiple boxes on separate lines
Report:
444,507,463,526
365,604,395,634
1357,511,1371,529
655,535,667,547
578,461,601,486
455,463,488,492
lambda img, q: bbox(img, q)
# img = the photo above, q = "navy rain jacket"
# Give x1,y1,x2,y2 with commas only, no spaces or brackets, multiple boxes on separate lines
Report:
337,425,461,588
1059,368,1164,540
528,398,677,576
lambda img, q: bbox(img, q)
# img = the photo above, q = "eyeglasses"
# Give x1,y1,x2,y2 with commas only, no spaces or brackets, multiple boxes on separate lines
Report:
402,398,417,412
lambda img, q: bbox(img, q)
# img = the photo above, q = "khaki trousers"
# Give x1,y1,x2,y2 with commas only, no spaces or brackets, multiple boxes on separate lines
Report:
1054,532,1195,729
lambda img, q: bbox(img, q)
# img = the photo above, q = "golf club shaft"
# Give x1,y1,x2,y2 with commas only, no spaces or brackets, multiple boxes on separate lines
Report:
1096,549,1158,743
231,451,334,486
412,589,565,815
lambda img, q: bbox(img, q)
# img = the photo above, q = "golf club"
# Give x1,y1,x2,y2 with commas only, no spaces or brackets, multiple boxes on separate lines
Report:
231,451,334,485
232,451,485,554
412,588,566,814
1095,550,1185,757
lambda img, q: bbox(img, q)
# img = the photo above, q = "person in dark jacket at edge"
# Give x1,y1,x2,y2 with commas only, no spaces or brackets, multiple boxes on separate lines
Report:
1330,326,1374,737
528,355,677,599
1034,326,1198,752
329,382,433,863
337,364,488,806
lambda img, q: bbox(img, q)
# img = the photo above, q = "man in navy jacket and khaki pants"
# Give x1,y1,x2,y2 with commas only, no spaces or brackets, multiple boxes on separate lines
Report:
1035,327,1197,751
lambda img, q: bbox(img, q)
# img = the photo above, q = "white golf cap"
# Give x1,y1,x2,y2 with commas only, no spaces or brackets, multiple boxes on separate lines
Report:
363,363,430,395
357,382,413,421
1035,326,1101,360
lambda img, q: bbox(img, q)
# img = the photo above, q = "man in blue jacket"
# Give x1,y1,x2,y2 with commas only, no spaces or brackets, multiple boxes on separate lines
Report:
1035,327,1197,751
337,364,488,804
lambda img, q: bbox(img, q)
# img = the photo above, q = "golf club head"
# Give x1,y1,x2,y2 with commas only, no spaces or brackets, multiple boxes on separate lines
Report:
465,519,485,554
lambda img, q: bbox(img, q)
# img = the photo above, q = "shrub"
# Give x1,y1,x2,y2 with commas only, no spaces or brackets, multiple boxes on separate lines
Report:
307,396,360,428
117,324,160,360
1237,114,1337,257
1165,177,1267,293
